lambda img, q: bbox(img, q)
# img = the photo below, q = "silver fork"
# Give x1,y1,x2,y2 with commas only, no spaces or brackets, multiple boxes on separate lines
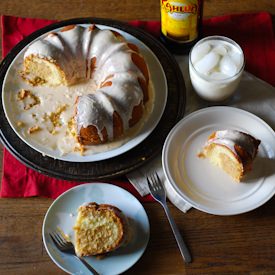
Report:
49,231,100,275
147,173,192,263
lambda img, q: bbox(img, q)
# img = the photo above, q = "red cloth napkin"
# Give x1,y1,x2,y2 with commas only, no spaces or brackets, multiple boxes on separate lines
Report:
1,12,275,199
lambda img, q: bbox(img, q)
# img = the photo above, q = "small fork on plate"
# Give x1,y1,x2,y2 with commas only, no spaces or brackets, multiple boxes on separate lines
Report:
49,231,100,275
147,173,192,263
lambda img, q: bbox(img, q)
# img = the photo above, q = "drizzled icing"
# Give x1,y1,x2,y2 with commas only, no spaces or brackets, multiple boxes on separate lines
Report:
206,130,258,158
24,25,147,141
77,72,143,140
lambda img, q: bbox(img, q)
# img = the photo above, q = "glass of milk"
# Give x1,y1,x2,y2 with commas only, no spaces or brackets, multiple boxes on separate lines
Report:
189,36,244,101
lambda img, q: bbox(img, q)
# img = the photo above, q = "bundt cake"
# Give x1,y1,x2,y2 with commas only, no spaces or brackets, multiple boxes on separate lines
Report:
73,202,128,257
23,24,149,145
198,130,261,182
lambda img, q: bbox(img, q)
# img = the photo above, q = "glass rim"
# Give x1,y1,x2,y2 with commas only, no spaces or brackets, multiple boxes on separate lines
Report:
189,35,245,82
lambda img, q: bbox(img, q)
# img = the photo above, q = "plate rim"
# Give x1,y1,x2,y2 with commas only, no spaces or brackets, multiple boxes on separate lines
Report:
2,23,168,162
42,182,150,274
162,106,275,215
0,17,186,180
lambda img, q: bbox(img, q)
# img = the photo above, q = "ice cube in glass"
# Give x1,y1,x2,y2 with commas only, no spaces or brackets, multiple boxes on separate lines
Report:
194,51,220,75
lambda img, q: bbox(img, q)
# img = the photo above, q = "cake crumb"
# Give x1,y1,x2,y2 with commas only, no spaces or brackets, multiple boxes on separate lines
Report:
28,125,41,134
74,143,85,155
16,89,40,110
50,129,58,135
67,117,77,137
19,71,46,86
48,104,67,127
16,121,24,127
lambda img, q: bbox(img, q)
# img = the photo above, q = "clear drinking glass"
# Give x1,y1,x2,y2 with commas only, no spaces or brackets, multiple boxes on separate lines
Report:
189,36,245,102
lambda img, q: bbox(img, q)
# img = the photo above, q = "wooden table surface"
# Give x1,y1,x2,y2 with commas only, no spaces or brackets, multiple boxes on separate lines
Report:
1,1,275,274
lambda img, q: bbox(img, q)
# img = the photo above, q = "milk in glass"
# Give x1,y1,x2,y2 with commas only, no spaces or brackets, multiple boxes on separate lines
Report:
189,36,244,101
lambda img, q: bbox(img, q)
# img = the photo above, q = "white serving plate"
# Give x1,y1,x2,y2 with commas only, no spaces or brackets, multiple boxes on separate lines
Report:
162,106,275,215
2,24,167,162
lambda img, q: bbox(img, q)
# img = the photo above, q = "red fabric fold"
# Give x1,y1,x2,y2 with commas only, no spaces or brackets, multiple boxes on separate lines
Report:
1,149,146,200
1,12,274,199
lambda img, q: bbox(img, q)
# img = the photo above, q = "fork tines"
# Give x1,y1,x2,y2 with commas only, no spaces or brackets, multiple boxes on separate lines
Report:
147,173,164,190
49,231,73,249
147,173,166,202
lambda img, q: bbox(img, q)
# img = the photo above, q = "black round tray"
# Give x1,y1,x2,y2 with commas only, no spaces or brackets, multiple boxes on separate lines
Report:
0,18,186,181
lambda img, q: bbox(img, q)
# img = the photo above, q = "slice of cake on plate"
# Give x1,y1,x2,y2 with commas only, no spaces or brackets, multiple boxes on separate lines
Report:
198,129,261,182
73,202,128,257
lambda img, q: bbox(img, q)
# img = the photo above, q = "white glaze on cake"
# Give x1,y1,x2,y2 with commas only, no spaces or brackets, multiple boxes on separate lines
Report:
205,130,258,158
76,72,143,140
10,24,154,155
23,24,149,145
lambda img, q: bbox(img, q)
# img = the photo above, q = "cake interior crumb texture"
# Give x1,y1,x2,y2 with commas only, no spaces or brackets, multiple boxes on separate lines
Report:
73,202,126,257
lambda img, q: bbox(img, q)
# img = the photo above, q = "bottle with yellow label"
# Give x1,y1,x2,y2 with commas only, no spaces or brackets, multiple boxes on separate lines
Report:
160,0,203,54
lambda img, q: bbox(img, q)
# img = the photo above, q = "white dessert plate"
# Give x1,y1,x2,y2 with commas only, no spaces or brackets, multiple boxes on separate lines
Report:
162,106,275,215
2,24,167,162
42,183,150,275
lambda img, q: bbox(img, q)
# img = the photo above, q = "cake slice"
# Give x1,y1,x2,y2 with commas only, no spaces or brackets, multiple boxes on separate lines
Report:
73,202,127,257
198,130,261,182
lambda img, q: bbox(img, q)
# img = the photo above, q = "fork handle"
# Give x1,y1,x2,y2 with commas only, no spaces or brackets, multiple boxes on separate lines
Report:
163,204,192,263
74,256,100,275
